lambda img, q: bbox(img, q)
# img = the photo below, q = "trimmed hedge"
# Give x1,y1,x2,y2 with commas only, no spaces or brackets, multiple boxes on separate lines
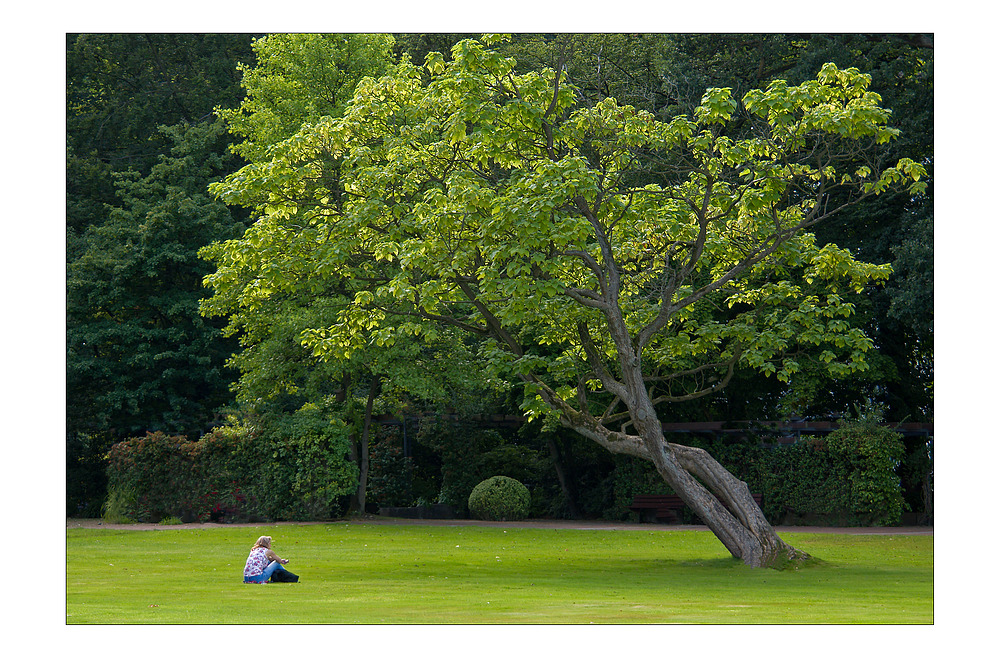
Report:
105,409,358,523
468,476,530,521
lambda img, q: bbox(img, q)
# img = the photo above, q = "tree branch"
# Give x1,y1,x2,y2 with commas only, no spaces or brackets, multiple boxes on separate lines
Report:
577,320,628,400
456,278,525,357
650,355,739,404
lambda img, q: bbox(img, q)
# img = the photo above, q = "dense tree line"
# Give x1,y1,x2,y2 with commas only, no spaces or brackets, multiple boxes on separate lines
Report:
67,34,258,513
67,34,932,528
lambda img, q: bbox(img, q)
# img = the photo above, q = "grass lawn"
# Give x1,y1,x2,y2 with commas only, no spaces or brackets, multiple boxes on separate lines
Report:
66,523,932,624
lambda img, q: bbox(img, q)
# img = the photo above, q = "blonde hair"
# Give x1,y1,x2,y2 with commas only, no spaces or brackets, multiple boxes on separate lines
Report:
252,535,272,550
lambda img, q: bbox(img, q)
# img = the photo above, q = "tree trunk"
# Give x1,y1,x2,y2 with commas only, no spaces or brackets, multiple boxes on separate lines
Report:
355,376,379,514
347,375,379,515
628,387,808,568
561,311,811,568
657,437,808,568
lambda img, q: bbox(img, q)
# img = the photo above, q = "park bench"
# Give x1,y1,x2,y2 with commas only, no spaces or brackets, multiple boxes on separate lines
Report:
629,493,763,524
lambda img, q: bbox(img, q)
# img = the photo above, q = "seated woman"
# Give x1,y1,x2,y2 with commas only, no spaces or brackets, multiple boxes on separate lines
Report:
243,535,292,584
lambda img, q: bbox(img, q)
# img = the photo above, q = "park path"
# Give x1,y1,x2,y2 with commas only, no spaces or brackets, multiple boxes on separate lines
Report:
66,516,932,535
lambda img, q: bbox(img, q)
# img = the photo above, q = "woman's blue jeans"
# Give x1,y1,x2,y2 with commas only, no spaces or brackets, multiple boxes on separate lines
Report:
244,561,287,584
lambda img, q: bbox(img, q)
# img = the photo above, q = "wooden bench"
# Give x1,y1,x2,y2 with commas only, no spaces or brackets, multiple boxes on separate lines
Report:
629,493,763,524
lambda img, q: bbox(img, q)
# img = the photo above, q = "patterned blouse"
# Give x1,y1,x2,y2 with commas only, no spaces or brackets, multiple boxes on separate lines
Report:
244,547,270,578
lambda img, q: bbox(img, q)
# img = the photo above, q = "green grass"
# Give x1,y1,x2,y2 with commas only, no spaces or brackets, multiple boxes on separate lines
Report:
66,523,932,624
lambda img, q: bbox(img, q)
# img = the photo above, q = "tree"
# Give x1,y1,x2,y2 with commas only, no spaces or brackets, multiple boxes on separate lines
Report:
205,37,925,567
506,34,935,423
202,32,496,514
66,34,258,515
217,33,395,162
67,119,245,440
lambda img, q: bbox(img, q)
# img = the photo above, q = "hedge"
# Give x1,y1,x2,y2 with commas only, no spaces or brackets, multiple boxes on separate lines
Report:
105,408,358,523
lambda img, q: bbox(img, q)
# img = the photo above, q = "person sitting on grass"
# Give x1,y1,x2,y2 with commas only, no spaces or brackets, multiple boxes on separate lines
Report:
243,535,292,584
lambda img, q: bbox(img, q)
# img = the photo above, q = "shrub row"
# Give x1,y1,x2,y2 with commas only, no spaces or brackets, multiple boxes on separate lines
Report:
105,408,358,523
104,413,926,527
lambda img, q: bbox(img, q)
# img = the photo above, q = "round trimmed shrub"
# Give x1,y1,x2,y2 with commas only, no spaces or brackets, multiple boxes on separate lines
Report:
468,476,530,521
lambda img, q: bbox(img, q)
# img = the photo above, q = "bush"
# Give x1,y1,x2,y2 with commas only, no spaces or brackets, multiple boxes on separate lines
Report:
267,407,359,520
825,422,906,525
415,416,545,516
763,423,906,526
106,432,202,522
468,476,530,521
105,408,358,523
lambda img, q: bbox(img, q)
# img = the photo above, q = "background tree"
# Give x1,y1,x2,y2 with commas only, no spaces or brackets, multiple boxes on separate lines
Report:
66,34,255,514
217,33,395,162
204,38,925,566
67,34,253,236
67,119,245,440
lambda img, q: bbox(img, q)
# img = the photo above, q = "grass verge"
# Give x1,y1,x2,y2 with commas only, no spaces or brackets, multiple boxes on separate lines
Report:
66,523,932,624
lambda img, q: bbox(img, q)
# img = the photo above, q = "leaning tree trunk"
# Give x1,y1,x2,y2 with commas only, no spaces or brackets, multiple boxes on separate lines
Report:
553,388,810,569
630,398,809,568
658,437,807,568
557,316,812,568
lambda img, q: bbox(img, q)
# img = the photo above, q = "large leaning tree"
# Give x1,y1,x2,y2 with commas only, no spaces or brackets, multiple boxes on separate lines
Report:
203,37,925,568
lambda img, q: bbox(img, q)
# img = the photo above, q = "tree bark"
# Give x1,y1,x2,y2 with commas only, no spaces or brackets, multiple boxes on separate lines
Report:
356,376,379,514
553,290,810,568
347,375,379,515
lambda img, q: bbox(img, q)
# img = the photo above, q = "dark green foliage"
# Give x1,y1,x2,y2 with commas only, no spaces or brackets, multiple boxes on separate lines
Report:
613,425,909,526
414,416,544,516
820,423,906,525
67,433,109,517
366,426,415,508
105,409,357,523
898,435,933,523
763,422,910,526
67,36,256,514
529,426,618,520
67,33,254,176
763,439,856,524
67,119,245,441
468,476,531,522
